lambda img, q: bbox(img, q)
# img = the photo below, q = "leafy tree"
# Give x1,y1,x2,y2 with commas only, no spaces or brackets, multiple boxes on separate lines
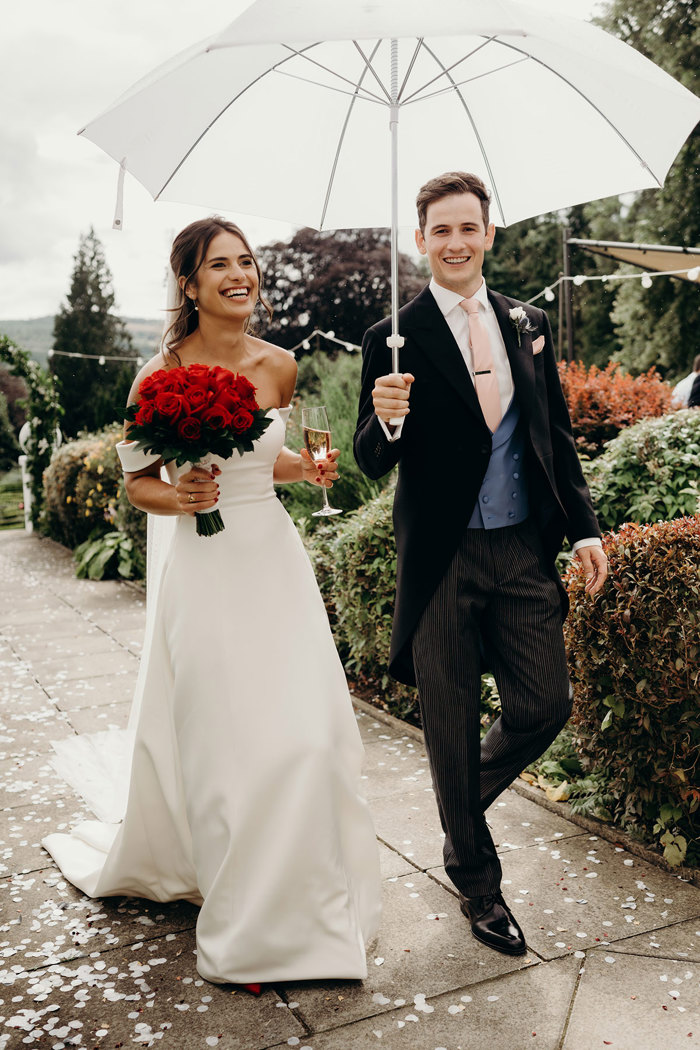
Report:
52,229,137,436
0,392,18,471
253,227,425,353
596,0,700,379
0,365,28,430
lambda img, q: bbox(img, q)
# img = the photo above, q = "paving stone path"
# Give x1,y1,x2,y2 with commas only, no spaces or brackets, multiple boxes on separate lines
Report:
1,530,698,1050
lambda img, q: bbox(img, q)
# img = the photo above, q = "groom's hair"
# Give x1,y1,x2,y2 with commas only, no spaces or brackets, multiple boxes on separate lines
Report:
416,172,491,233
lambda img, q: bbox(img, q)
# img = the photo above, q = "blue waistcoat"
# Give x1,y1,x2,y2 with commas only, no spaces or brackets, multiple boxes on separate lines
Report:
468,397,529,529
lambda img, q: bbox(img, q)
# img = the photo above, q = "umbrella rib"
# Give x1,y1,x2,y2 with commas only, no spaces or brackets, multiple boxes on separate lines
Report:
493,39,664,185
320,46,380,229
352,41,393,103
273,67,385,105
420,42,508,225
401,37,495,105
401,56,530,106
278,43,388,104
397,39,424,103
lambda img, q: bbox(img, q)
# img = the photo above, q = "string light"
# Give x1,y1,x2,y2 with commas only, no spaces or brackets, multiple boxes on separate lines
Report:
288,329,360,354
46,349,144,363
527,266,700,305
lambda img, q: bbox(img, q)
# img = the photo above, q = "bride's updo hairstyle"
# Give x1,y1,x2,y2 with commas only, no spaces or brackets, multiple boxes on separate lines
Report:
163,216,273,356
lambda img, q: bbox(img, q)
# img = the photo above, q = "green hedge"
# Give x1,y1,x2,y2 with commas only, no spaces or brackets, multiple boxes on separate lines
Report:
565,515,700,866
585,409,700,531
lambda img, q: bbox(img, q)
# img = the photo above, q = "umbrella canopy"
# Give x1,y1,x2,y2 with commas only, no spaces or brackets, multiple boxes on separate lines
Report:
82,0,700,231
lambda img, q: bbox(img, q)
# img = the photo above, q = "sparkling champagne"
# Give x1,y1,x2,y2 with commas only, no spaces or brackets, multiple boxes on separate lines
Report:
303,426,331,462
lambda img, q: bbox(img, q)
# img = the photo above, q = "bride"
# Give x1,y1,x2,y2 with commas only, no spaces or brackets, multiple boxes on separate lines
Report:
42,217,381,987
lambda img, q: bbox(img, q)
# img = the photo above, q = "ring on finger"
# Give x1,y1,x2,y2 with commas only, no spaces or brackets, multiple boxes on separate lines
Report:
188,492,196,504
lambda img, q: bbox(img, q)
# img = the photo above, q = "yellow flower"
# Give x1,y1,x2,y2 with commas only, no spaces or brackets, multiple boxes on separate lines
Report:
66,496,72,503
96,483,103,492
86,498,94,507
97,465,104,474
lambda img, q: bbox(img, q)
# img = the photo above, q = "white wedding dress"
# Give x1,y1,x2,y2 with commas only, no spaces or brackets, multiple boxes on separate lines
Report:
42,408,381,984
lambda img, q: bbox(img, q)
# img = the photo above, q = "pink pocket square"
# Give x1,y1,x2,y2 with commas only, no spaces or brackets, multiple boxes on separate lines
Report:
532,335,545,355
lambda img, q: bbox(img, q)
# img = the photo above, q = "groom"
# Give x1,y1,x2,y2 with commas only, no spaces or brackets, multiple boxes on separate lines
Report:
354,172,607,956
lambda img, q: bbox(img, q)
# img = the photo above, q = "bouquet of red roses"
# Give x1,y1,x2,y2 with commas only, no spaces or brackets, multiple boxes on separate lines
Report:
124,364,272,537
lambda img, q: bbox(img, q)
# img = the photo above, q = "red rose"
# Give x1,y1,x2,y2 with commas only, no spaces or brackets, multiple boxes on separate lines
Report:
201,403,234,429
177,416,202,441
234,375,256,399
159,370,186,393
231,407,254,433
135,402,156,425
185,364,213,391
138,374,160,401
182,387,210,413
154,391,185,420
211,390,240,413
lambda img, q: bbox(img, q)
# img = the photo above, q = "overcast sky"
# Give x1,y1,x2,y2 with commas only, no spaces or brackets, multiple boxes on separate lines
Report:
1,0,602,321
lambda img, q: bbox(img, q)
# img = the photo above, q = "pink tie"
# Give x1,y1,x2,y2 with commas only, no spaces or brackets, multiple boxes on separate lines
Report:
459,297,502,433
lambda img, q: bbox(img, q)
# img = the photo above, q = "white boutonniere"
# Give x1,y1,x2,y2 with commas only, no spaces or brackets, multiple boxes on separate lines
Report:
509,306,535,347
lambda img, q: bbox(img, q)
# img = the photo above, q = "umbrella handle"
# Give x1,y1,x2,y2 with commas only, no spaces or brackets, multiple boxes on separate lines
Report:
386,333,405,427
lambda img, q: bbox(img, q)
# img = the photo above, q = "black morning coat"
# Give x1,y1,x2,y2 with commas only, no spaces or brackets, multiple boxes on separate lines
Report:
353,285,602,687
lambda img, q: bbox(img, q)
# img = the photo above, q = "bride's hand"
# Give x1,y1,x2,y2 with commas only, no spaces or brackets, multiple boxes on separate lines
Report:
175,465,221,515
300,448,340,488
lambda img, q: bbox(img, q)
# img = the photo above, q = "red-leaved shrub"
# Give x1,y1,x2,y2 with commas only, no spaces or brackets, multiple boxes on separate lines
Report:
558,361,673,457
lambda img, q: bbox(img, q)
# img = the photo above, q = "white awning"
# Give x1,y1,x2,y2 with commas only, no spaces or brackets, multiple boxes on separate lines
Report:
568,239,700,283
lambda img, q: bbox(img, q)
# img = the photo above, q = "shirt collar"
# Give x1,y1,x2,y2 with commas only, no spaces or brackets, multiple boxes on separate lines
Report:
429,276,489,317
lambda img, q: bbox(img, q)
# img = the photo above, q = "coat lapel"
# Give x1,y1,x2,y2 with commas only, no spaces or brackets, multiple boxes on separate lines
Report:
407,286,485,425
488,289,537,417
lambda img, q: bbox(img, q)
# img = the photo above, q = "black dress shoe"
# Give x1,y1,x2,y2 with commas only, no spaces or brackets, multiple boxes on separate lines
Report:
459,891,527,956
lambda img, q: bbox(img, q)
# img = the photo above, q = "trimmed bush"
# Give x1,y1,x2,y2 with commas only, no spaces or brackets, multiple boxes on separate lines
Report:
559,360,673,458
43,424,147,578
585,409,700,531
565,516,700,866
43,426,122,548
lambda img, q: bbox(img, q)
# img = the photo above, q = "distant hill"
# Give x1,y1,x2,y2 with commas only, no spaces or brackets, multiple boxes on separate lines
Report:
0,316,163,365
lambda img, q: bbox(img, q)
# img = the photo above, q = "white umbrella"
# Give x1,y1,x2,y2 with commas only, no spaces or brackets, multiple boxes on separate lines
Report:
81,0,700,368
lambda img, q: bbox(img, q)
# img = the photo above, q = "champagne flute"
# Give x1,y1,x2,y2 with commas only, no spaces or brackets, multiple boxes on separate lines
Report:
302,405,342,517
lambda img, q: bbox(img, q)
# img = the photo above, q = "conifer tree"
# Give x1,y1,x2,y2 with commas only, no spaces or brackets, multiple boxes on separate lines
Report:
52,229,136,436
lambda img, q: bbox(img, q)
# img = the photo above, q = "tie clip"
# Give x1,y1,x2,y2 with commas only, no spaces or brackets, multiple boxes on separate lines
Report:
473,369,492,376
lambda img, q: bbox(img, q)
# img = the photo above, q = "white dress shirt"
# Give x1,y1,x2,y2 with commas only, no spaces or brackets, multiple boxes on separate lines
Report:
377,279,601,553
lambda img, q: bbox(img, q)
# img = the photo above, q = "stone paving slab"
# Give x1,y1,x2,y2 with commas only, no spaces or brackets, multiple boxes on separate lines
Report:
270,955,580,1050
0,929,306,1050
563,949,699,1050
360,737,431,801
589,916,700,963
378,843,419,881
29,649,140,687
65,701,131,735
0,796,92,876
0,754,72,808
9,631,123,663
279,872,534,1033
47,671,139,711
1,867,198,972
0,707,73,762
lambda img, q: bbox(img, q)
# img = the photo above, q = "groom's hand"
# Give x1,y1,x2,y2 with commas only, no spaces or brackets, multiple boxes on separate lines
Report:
372,373,415,423
576,544,608,596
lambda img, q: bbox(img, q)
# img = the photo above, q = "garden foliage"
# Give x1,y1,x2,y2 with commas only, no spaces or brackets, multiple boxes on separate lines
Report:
565,516,700,866
585,409,700,531
558,360,673,458
43,425,123,548
0,337,63,529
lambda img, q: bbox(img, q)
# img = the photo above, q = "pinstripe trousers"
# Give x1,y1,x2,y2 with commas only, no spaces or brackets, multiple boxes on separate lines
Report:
411,520,572,898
